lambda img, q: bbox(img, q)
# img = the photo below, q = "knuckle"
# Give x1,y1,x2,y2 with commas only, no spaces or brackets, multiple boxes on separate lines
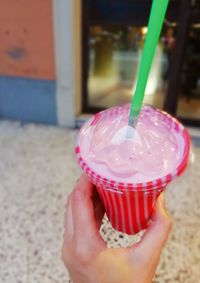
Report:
77,254,90,266
61,244,74,267
62,239,94,268
73,244,91,266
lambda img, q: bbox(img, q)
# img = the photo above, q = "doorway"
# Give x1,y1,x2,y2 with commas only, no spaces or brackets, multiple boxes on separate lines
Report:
82,0,200,126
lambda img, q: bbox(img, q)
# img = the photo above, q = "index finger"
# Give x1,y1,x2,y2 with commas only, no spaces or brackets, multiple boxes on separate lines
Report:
70,176,104,242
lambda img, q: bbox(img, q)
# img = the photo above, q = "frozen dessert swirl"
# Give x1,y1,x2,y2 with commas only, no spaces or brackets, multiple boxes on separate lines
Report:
80,105,184,182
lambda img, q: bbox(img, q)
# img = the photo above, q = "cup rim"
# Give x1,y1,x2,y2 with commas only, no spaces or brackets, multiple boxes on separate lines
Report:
75,105,191,192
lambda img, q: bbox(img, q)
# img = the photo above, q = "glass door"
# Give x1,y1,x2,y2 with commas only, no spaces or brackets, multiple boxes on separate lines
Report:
163,0,200,126
82,0,200,127
88,25,169,110
176,27,200,121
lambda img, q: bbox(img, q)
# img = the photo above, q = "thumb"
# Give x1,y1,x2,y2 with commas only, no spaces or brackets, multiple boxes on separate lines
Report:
130,194,172,261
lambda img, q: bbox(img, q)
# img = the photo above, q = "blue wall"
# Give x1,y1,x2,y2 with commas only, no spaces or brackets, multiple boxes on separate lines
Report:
0,76,57,125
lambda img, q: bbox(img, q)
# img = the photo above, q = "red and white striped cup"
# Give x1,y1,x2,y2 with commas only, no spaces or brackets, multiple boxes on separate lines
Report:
75,105,190,235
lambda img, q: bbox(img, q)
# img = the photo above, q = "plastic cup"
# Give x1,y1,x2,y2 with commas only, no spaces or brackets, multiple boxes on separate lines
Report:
75,105,190,235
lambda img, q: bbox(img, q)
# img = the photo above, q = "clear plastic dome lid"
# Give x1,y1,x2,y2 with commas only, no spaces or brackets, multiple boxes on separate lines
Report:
79,105,186,183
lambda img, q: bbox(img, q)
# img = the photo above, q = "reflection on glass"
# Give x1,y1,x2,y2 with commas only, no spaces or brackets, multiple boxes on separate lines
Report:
88,26,170,109
177,29,200,120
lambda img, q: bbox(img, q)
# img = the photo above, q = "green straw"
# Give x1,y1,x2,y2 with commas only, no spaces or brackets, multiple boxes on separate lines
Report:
128,0,169,128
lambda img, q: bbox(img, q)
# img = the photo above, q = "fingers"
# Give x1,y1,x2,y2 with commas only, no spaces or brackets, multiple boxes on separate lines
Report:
70,176,105,243
92,188,105,230
94,201,105,230
130,194,172,261
62,195,74,264
63,175,106,259
62,176,106,267
64,195,74,240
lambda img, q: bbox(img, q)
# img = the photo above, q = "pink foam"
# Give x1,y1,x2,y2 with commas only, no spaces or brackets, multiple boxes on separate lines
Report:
79,105,185,183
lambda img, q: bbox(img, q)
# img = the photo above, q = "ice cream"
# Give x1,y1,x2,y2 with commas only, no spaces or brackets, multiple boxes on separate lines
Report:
78,105,185,183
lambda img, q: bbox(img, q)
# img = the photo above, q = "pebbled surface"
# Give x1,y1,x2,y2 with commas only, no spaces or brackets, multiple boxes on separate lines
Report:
0,120,199,283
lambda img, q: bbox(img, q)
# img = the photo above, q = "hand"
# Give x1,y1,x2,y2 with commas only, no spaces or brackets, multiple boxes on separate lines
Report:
62,176,172,283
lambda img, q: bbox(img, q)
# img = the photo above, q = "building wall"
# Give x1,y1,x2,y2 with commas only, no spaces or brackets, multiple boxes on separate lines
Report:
0,0,57,124
0,0,55,79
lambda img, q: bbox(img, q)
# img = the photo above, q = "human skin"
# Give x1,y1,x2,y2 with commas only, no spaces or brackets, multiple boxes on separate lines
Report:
62,176,172,283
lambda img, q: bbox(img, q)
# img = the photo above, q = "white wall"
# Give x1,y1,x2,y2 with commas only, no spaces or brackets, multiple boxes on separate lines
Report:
52,0,81,127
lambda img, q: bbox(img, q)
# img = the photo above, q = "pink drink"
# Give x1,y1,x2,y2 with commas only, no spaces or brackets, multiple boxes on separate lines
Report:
75,104,190,234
